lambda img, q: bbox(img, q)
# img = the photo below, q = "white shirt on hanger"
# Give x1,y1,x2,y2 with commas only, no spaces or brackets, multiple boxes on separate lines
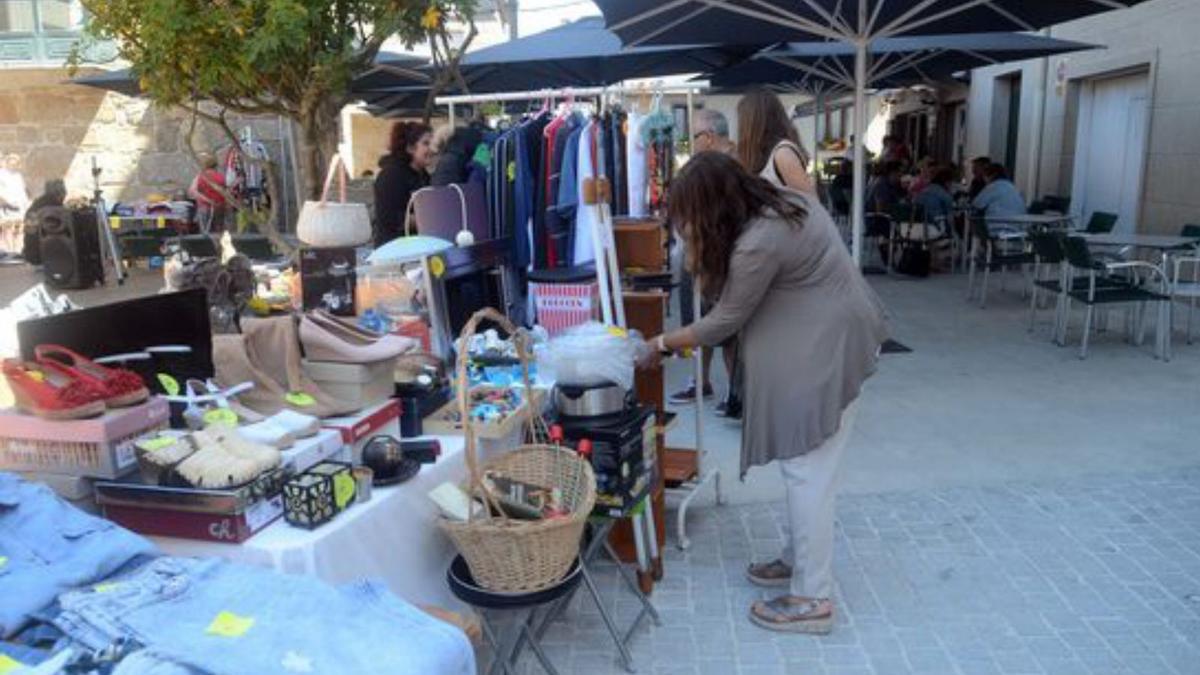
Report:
626,112,648,218
573,120,599,265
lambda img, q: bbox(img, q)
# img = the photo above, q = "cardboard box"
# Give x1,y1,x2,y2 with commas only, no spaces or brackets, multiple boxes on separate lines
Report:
102,496,283,544
0,398,170,478
280,428,349,474
320,399,401,463
303,359,394,412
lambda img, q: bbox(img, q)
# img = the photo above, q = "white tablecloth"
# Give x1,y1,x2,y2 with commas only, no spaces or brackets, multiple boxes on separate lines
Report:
153,434,494,612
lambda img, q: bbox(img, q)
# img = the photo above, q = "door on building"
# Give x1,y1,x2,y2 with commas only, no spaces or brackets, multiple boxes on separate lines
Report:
1070,70,1150,234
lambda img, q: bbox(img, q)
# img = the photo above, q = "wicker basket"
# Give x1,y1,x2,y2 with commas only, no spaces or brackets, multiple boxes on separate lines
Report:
438,308,595,593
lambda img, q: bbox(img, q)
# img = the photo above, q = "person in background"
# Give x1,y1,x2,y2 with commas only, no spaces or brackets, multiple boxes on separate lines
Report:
908,157,934,197
914,166,956,225
737,89,814,193
865,161,904,213
878,136,911,171
21,179,67,264
967,156,991,200
641,151,886,635
187,153,230,233
0,154,30,255
972,162,1027,219
373,121,433,248
672,108,742,418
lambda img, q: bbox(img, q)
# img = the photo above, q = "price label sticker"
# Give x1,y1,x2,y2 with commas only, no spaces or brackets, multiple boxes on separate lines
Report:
0,654,26,674
203,408,239,427
0,556,7,568
206,611,255,638
139,436,176,452
429,255,446,278
94,582,120,593
157,373,181,397
285,392,315,408
333,473,356,510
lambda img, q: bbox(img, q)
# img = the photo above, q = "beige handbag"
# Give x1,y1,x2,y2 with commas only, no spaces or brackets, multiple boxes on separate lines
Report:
296,154,371,248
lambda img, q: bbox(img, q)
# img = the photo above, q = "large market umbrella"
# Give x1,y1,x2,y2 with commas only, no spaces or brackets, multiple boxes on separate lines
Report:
704,33,1098,165
595,0,1148,265
453,16,751,93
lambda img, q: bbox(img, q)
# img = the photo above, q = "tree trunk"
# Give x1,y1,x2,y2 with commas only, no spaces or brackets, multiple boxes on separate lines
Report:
299,101,343,201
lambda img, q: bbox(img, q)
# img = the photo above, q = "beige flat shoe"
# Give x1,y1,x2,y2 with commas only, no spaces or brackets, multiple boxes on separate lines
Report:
300,310,418,363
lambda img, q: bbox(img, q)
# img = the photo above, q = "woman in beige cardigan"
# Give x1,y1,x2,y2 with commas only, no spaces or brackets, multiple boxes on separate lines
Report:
642,152,886,634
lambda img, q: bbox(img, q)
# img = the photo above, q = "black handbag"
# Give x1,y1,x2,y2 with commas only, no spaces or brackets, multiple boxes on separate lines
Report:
895,242,931,277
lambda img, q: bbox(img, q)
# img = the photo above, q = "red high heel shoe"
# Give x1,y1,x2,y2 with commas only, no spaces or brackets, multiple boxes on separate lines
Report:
35,345,150,408
2,359,107,419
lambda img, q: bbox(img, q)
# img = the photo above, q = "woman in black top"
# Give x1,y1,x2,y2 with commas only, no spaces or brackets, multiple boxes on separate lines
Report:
373,121,433,247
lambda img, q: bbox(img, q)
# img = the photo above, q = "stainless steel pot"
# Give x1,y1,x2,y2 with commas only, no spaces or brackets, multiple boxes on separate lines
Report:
553,381,629,418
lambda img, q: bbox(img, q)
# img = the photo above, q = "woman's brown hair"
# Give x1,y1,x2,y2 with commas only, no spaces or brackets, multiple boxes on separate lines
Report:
669,151,807,297
737,88,807,175
389,121,431,166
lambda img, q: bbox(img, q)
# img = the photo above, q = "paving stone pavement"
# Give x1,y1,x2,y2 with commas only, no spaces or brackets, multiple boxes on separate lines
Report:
480,467,1200,675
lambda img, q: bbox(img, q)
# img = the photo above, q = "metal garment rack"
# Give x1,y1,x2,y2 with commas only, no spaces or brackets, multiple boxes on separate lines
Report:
437,83,721,549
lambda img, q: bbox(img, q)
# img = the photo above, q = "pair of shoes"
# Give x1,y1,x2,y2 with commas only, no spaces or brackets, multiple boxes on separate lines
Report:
239,409,321,449
299,310,418,364
667,380,715,404
718,395,743,420
214,315,355,418
95,345,210,399
138,426,281,489
164,379,319,448
2,346,150,420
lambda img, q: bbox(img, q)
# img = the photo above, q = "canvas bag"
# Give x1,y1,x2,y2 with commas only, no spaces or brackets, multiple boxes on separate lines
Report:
296,154,370,248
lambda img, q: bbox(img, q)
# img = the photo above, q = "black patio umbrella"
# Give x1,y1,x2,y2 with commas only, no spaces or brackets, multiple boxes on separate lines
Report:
453,16,751,93
595,0,1148,265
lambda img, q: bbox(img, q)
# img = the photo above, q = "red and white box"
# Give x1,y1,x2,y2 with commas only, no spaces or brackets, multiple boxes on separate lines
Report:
321,399,401,464
280,428,348,474
531,281,600,336
0,398,170,479
102,496,283,544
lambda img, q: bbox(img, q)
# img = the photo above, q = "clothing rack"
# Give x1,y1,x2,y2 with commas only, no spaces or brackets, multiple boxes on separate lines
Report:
438,83,720,550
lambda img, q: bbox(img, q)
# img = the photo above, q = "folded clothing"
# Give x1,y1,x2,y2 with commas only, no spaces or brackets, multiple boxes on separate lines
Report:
0,473,157,638
56,557,475,675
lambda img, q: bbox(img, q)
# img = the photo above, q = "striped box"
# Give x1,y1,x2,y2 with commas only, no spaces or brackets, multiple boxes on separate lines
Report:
531,281,600,336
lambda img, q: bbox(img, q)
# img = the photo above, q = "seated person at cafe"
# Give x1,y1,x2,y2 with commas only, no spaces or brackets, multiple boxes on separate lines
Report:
914,166,955,224
971,162,1026,219
866,161,905,213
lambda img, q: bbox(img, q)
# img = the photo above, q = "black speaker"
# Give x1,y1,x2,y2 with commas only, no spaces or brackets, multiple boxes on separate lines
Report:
39,206,103,289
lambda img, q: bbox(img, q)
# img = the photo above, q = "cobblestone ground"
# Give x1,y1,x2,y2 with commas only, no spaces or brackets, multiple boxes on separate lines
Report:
488,467,1200,674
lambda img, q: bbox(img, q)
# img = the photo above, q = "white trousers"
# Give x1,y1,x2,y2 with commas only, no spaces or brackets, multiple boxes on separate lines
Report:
779,399,859,600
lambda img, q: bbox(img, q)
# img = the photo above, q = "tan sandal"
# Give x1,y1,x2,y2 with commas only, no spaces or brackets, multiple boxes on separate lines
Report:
749,596,834,634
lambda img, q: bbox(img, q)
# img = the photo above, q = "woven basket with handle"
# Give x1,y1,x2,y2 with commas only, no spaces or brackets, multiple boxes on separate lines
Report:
438,308,595,593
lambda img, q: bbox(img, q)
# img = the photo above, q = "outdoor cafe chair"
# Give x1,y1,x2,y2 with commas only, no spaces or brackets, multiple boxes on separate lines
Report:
1041,195,1071,215
966,215,1034,308
1169,227,1200,345
1082,211,1119,234
1027,231,1124,342
1060,236,1171,360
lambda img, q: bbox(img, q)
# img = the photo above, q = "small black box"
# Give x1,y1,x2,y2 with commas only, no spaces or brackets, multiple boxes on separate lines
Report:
299,246,361,316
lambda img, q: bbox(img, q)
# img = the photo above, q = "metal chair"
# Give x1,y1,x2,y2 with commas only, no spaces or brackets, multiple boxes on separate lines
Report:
864,212,893,273
1041,195,1071,214
1060,236,1171,360
1170,227,1200,344
966,216,1034,308
1027,231,1123,342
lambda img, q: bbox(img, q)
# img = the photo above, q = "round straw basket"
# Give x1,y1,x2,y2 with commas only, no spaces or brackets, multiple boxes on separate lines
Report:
438,308,595,593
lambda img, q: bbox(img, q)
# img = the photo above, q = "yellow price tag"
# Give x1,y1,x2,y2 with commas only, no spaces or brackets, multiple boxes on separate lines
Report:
94,582,120,593
429,255,446,278
333,472,356,510
206,611,255,638
157,216,166,230
285,392,315,407
27,370,45,383
606,326,628,338
138,436,176,452
203,408,239,427
0,556,7,568
157,373,181,397
0,654,26,674
109,216,121,230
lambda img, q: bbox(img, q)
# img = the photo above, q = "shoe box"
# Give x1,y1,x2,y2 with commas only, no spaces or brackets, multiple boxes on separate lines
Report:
558,405,656,517
92,428,345,543
320,399,401,464
299,246,369,317
0,397,170,479
302,359,394,413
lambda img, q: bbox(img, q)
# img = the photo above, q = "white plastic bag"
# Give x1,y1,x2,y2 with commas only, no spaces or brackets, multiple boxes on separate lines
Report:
540,322,649,390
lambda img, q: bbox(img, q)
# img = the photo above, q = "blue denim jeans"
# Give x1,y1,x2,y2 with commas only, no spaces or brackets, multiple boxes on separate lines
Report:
0,473,157,637
57,557,475,675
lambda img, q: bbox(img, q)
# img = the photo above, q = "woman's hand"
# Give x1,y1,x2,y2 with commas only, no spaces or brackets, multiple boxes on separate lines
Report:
637,338,665,370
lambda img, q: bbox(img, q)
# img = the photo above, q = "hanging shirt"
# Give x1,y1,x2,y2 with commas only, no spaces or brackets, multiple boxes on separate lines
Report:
626,112,648,218
573,120,600,266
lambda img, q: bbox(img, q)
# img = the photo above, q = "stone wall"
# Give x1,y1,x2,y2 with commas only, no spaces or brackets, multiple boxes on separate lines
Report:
0,68,302,225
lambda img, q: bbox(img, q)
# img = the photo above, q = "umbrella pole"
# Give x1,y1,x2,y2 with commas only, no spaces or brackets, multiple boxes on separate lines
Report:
851,39,868,267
